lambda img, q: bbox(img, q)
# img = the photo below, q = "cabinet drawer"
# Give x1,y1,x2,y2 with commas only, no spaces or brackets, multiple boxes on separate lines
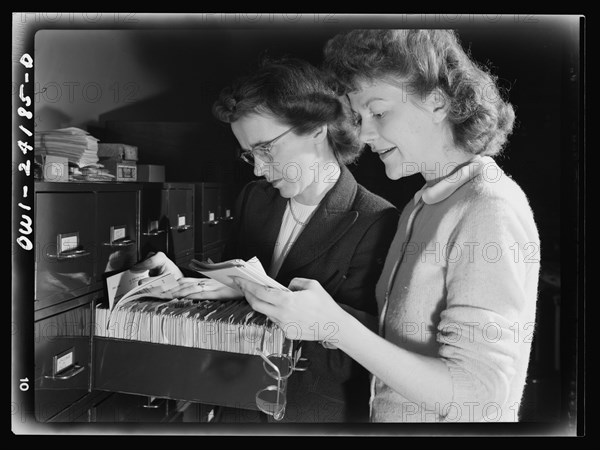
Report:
217,186,235,239
90,392,179,422
35,192,95,306
34,303,92,422
201,185,220,222
195,245,225,264
163,188,194,259
201,222,221,249
200,184,221,246
174,251,193,268
139,185,168,258
93,338,278,412
96,191,138,274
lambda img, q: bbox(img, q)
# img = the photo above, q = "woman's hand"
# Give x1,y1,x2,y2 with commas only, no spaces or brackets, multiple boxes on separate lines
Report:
166,277,243,301
131,251,184,280
233,277,346,343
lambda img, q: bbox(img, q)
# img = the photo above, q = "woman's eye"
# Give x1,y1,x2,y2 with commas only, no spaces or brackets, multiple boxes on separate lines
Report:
373,112,386,119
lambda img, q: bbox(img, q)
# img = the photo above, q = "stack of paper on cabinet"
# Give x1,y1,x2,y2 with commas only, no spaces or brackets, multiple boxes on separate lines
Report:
35,127,100,168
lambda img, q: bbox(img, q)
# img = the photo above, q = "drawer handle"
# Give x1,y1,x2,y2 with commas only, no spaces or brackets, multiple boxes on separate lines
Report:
142,397,162,409
102,239,136,247
46,249,91,260
170,225,192,231
203,220,220,226
217,216,234,222
43,364,85,380
293,357,310,372
142,230,166,236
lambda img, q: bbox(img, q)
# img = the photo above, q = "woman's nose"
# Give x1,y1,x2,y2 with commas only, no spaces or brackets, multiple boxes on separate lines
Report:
358,120,378,146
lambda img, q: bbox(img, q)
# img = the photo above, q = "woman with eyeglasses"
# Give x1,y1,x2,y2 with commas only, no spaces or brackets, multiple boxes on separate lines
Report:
234,30,541,423
136,57,399,422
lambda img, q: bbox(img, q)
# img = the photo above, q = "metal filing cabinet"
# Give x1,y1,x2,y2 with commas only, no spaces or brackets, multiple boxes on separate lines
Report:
89,392,181,423
35,191,96,309
34,182,141,422
139,183,168,259
92,338,285,414
162,183,194,266
33,181,283,423
34,302,92,422
193,182,234,263
97,191,138,275
219,185,235,249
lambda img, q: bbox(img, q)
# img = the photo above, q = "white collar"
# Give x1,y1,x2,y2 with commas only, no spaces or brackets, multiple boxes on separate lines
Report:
413,156,497,205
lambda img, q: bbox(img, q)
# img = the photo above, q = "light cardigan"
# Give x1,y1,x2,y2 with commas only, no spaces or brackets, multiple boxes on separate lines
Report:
371,156,540,422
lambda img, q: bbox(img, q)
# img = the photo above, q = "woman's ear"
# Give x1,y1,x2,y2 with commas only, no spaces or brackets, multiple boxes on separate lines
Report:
312,124,328,144
424,89,449,124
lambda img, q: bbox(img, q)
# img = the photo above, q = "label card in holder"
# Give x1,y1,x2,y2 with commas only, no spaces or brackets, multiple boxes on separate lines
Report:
209,212,215,222
110,225,126,243
178,215,186,227
149,220,159,232
225,209,231,218
53,347,75,375
57,232,79,254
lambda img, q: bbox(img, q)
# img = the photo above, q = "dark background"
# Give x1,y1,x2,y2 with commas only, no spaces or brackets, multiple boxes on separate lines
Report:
90,23,572,263
27,15,582,429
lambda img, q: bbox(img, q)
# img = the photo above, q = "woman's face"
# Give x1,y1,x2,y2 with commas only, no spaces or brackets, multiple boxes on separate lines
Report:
347,80,442,180
231,113,321,201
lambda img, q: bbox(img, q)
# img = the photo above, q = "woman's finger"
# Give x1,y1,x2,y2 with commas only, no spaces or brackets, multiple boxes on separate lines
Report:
183,291,233,301
169,280,197,292
288,277,319,291
232,277,282,305
178,277,205,284
244,293,279,318
201,280,228,291
168,285,199,298
168,279,211,297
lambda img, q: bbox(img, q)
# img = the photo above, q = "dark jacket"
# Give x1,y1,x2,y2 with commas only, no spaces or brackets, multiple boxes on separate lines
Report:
223,165,399,422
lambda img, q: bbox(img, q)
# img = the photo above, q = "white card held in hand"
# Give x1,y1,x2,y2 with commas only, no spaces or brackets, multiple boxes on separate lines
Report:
189,258,290,294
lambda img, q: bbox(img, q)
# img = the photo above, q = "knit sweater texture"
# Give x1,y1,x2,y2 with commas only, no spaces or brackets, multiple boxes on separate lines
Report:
371,156,540,422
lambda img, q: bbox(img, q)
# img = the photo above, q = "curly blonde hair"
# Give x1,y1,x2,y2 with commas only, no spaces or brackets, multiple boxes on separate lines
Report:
323,29,515,156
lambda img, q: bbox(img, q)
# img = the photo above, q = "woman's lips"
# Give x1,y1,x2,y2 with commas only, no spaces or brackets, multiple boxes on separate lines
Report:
377,147,397,160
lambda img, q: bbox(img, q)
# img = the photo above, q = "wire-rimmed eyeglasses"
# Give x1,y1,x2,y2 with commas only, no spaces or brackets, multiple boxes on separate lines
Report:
253,327,309,421
239,126,296,166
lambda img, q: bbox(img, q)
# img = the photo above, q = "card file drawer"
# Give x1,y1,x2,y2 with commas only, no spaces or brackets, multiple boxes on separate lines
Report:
199,184,221,245
139,184,168,259
34,184,141,310
92,293,299,420
162,184,194,264
35,192,96,306
96,191,138,275
34,303,92,422
90,392,179,423
93,338,282,412
193,183,234,263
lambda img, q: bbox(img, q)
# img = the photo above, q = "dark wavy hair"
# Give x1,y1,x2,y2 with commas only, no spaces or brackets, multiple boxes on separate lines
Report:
212,57,362,164
323,30,515,157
